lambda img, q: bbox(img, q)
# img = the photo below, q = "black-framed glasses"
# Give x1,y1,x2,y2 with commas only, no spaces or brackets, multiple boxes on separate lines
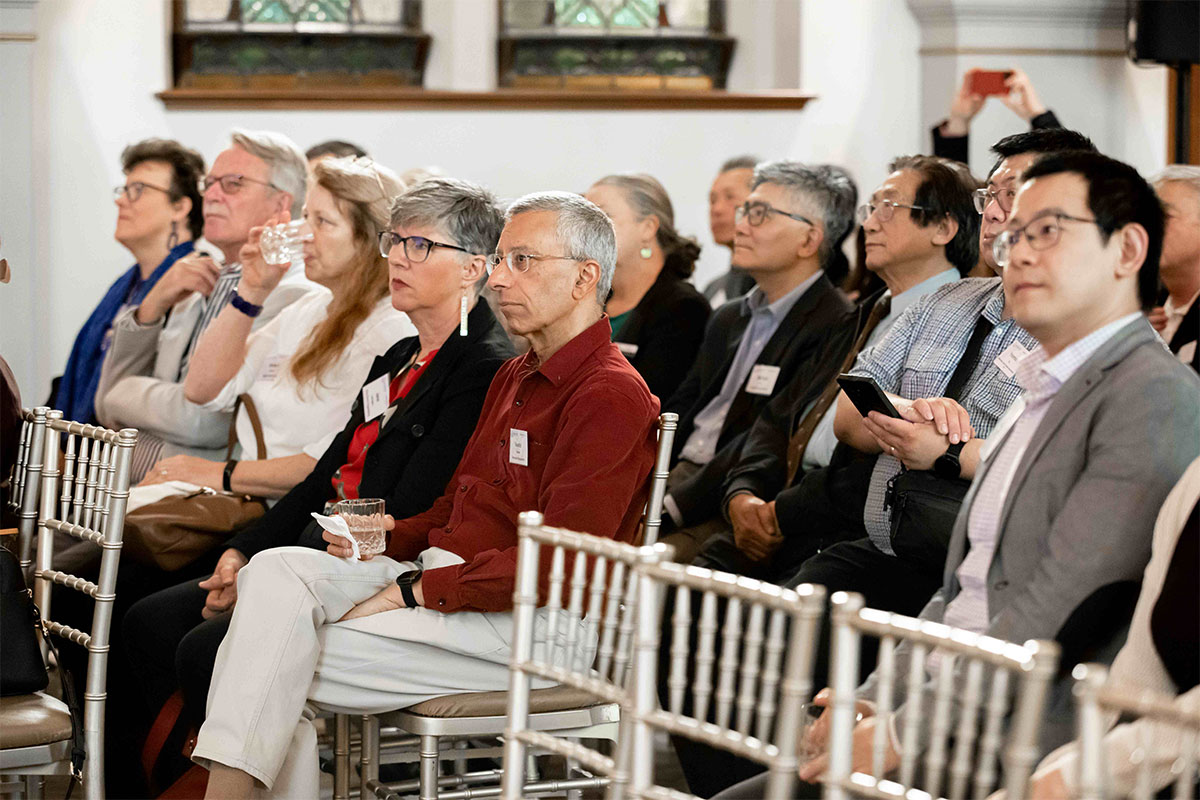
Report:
379,231,471,262
856,199,929,224
734,201,813,227
113,182,172,202
484,252,582,276
201,174,280,195
992,213,1101,268
973,186,1017,216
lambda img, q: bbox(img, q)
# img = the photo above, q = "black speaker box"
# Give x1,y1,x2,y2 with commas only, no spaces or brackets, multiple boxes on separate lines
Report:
1127,0,1200,65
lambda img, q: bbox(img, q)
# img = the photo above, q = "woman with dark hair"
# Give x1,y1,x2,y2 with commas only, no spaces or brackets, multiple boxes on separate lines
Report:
53,138,205,424
586,173,711,400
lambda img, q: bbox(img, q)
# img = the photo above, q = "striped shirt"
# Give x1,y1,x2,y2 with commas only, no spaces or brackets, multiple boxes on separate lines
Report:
849,277,1036,554
178,263,242,378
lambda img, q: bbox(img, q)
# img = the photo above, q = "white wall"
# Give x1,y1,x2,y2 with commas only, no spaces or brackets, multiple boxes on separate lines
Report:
0,0,1169,404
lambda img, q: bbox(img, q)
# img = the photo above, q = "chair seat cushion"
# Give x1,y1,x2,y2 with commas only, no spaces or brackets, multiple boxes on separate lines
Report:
403,684,601,719
0,692,73,748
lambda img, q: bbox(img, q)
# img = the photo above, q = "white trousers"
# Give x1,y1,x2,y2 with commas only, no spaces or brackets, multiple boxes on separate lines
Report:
191,546,549,798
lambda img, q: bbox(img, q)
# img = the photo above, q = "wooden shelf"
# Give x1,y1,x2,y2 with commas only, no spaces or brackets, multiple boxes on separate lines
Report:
156,86,815,110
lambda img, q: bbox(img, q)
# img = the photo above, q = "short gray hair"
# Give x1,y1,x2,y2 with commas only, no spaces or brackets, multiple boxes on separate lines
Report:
752,159,858,269
389,176,504,256
1152,165,1200,201
230,129,308,217
505,191,616,305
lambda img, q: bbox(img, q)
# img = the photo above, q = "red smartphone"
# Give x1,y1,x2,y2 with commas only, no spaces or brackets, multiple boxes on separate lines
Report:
969,70,1013,96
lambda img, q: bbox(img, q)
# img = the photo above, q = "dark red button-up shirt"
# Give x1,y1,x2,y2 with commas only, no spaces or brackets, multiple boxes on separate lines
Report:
387,316,660,613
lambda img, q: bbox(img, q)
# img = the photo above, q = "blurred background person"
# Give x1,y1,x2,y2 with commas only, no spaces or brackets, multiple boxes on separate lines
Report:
702,155,758,306
1148,165,1200,371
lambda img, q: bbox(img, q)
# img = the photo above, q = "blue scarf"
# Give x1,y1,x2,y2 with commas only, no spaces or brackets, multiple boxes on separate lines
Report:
54,241,195,424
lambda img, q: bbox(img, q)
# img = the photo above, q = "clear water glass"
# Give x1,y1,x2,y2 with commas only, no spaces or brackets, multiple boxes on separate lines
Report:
333,498,387,556
260,219,309,266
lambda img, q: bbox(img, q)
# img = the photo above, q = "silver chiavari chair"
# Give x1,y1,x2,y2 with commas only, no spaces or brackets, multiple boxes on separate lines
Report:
0,413,137,800
640,412,677,547
824,592,1060,800
1074,663,1200,800
5,407,49,571
626,562,826,800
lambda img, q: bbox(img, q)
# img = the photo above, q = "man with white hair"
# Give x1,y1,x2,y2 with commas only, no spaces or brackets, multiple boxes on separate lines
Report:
1149,165,1200,371
192,191,660,799
96,129,314,478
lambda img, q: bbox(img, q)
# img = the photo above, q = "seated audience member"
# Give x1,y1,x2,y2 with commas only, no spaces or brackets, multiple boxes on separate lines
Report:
702,155,759,306
121,176,514,791
662,161,857,562
95,129,314,481
305,138,368,170
0,237,19,521
585,173,711,399
52,139,205,425
779,151,1200,798
191,191,659,799
138,157,413,500
1147,165,1200,371
933,68,1062,167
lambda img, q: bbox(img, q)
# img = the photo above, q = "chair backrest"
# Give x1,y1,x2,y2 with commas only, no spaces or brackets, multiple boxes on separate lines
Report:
34,412,137,798
825,592,1059,800
7,406,49,570
641,412,678,547
1074,663,1200,800
628,562,826,800
501,510,674,800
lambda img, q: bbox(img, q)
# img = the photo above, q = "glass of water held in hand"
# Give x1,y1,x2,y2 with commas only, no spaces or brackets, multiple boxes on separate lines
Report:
333,498,387,556
259,219,308,265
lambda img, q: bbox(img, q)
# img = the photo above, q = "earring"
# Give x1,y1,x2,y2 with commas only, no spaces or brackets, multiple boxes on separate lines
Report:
166,221,179,250
639,245,653,259
459,293,468,336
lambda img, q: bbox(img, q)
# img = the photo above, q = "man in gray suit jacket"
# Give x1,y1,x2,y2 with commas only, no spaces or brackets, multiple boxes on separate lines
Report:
789,152,1200,792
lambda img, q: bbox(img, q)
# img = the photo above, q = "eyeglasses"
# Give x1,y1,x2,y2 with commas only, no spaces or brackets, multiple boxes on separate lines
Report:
734,201,813,227
113,182,172,202
379,232,471,262
201,174,280,195
856,199,929,224
992,213,1101,268
973,186,1017,216
485,252,582,276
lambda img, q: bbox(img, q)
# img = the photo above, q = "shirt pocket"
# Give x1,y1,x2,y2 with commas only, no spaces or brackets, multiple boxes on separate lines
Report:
900,344,965,399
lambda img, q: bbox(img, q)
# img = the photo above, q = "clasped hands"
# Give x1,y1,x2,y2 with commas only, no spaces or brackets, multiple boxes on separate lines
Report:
861,396,975,471
727,493,781,562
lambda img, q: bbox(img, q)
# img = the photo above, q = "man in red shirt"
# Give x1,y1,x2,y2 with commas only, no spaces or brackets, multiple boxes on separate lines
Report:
194,191,660,798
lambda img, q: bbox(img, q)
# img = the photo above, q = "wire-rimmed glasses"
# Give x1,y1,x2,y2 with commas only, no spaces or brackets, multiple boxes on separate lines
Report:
992,213,1101,268
201,174,280,195
113,182,172,202
484,252,583,276
855,199,929,224
973,186,1017,216
378,232,471,262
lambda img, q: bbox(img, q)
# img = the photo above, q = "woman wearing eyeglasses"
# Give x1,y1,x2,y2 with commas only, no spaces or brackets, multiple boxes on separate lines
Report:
52,138,205,425
585,173,710,400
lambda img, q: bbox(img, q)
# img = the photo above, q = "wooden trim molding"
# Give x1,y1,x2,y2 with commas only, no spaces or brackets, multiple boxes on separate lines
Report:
0,32,36,41
156,87,815,111
919,46,1125,57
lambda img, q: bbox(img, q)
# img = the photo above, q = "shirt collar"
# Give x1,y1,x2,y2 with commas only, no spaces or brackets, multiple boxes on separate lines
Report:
889,268,960,321
1016,311,1143,399
522,315,614,387
740,269,822,320
221,261,242,277
981,280,1006,326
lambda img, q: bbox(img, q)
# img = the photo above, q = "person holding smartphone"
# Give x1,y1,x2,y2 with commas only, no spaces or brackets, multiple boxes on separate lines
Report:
932,68,1064,168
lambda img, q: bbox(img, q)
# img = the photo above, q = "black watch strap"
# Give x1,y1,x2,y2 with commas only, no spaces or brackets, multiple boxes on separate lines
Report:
395,567,422,607
935,441,966,478
222,460,238,492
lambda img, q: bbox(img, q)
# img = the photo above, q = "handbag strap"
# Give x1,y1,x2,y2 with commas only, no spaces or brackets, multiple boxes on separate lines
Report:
225,393,267,461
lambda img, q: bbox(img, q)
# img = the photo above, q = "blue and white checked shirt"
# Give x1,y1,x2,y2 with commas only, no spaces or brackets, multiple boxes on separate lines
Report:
849,277,1037,553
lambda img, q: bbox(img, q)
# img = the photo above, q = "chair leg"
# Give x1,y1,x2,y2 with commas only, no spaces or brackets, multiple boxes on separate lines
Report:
24,774,44,799
452,739,468,777
333,713,351,800
419,734,440,800
360,714,380,799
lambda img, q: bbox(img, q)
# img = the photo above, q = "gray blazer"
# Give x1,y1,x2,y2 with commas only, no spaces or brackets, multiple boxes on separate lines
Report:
860,317,1200,758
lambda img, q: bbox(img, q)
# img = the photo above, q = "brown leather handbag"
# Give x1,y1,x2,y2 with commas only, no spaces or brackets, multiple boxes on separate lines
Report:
121,394,268,572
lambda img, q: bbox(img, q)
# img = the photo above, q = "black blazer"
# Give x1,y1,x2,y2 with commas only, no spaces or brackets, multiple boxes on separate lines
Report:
226,301,515,559
613,270,711,402
1168,298,1199,374
664,273,854,463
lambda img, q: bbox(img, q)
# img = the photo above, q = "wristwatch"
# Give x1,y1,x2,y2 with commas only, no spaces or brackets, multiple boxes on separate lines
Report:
933,441,966,479
395,566,423,607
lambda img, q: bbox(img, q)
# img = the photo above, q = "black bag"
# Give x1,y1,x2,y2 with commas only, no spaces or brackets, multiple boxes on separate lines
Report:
0,547,48,695
884,469,971,576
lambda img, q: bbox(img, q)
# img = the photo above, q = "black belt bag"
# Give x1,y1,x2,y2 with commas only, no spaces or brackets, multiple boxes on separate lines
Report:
884,469,971,575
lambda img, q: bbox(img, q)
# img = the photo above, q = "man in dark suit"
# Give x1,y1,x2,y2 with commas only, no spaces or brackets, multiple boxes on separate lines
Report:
660,161,857,562
1148,166,1199,372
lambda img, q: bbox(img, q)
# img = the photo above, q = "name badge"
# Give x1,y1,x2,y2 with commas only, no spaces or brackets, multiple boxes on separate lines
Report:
979,396,1025,462
616,341,639,358
509,428,529,466
993,340,1030,379
361,373,390,421
256,354,286,383
745,364,781,396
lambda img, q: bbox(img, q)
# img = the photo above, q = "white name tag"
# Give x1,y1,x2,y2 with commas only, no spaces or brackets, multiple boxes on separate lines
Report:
745,364,781,396
256,354,286,383
509,428,529,466
361,373,390,421
616,341,639,358
979,396,1025,462
993,340,1030,379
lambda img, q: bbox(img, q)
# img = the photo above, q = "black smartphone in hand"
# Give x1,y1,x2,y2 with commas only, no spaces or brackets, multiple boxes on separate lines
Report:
836,374,903,419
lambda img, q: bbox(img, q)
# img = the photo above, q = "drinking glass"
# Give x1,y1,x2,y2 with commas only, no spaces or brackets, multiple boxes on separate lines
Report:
259,219,309,266
333,498,387,556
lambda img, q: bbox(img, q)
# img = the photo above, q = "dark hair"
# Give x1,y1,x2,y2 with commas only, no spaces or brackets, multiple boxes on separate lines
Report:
988,128,1097,178
305,140,369,161
1022,151,1163,309
120,138,206,239
720,155,759,174
887,155,980,275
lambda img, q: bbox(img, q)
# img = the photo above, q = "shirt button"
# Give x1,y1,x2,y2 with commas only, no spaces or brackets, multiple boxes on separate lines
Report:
500,438,506,446
492,477,502,485
458,484,467,492
515,399,523,407
438,599,445,606
993,580,1009,590
411,424,424,437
